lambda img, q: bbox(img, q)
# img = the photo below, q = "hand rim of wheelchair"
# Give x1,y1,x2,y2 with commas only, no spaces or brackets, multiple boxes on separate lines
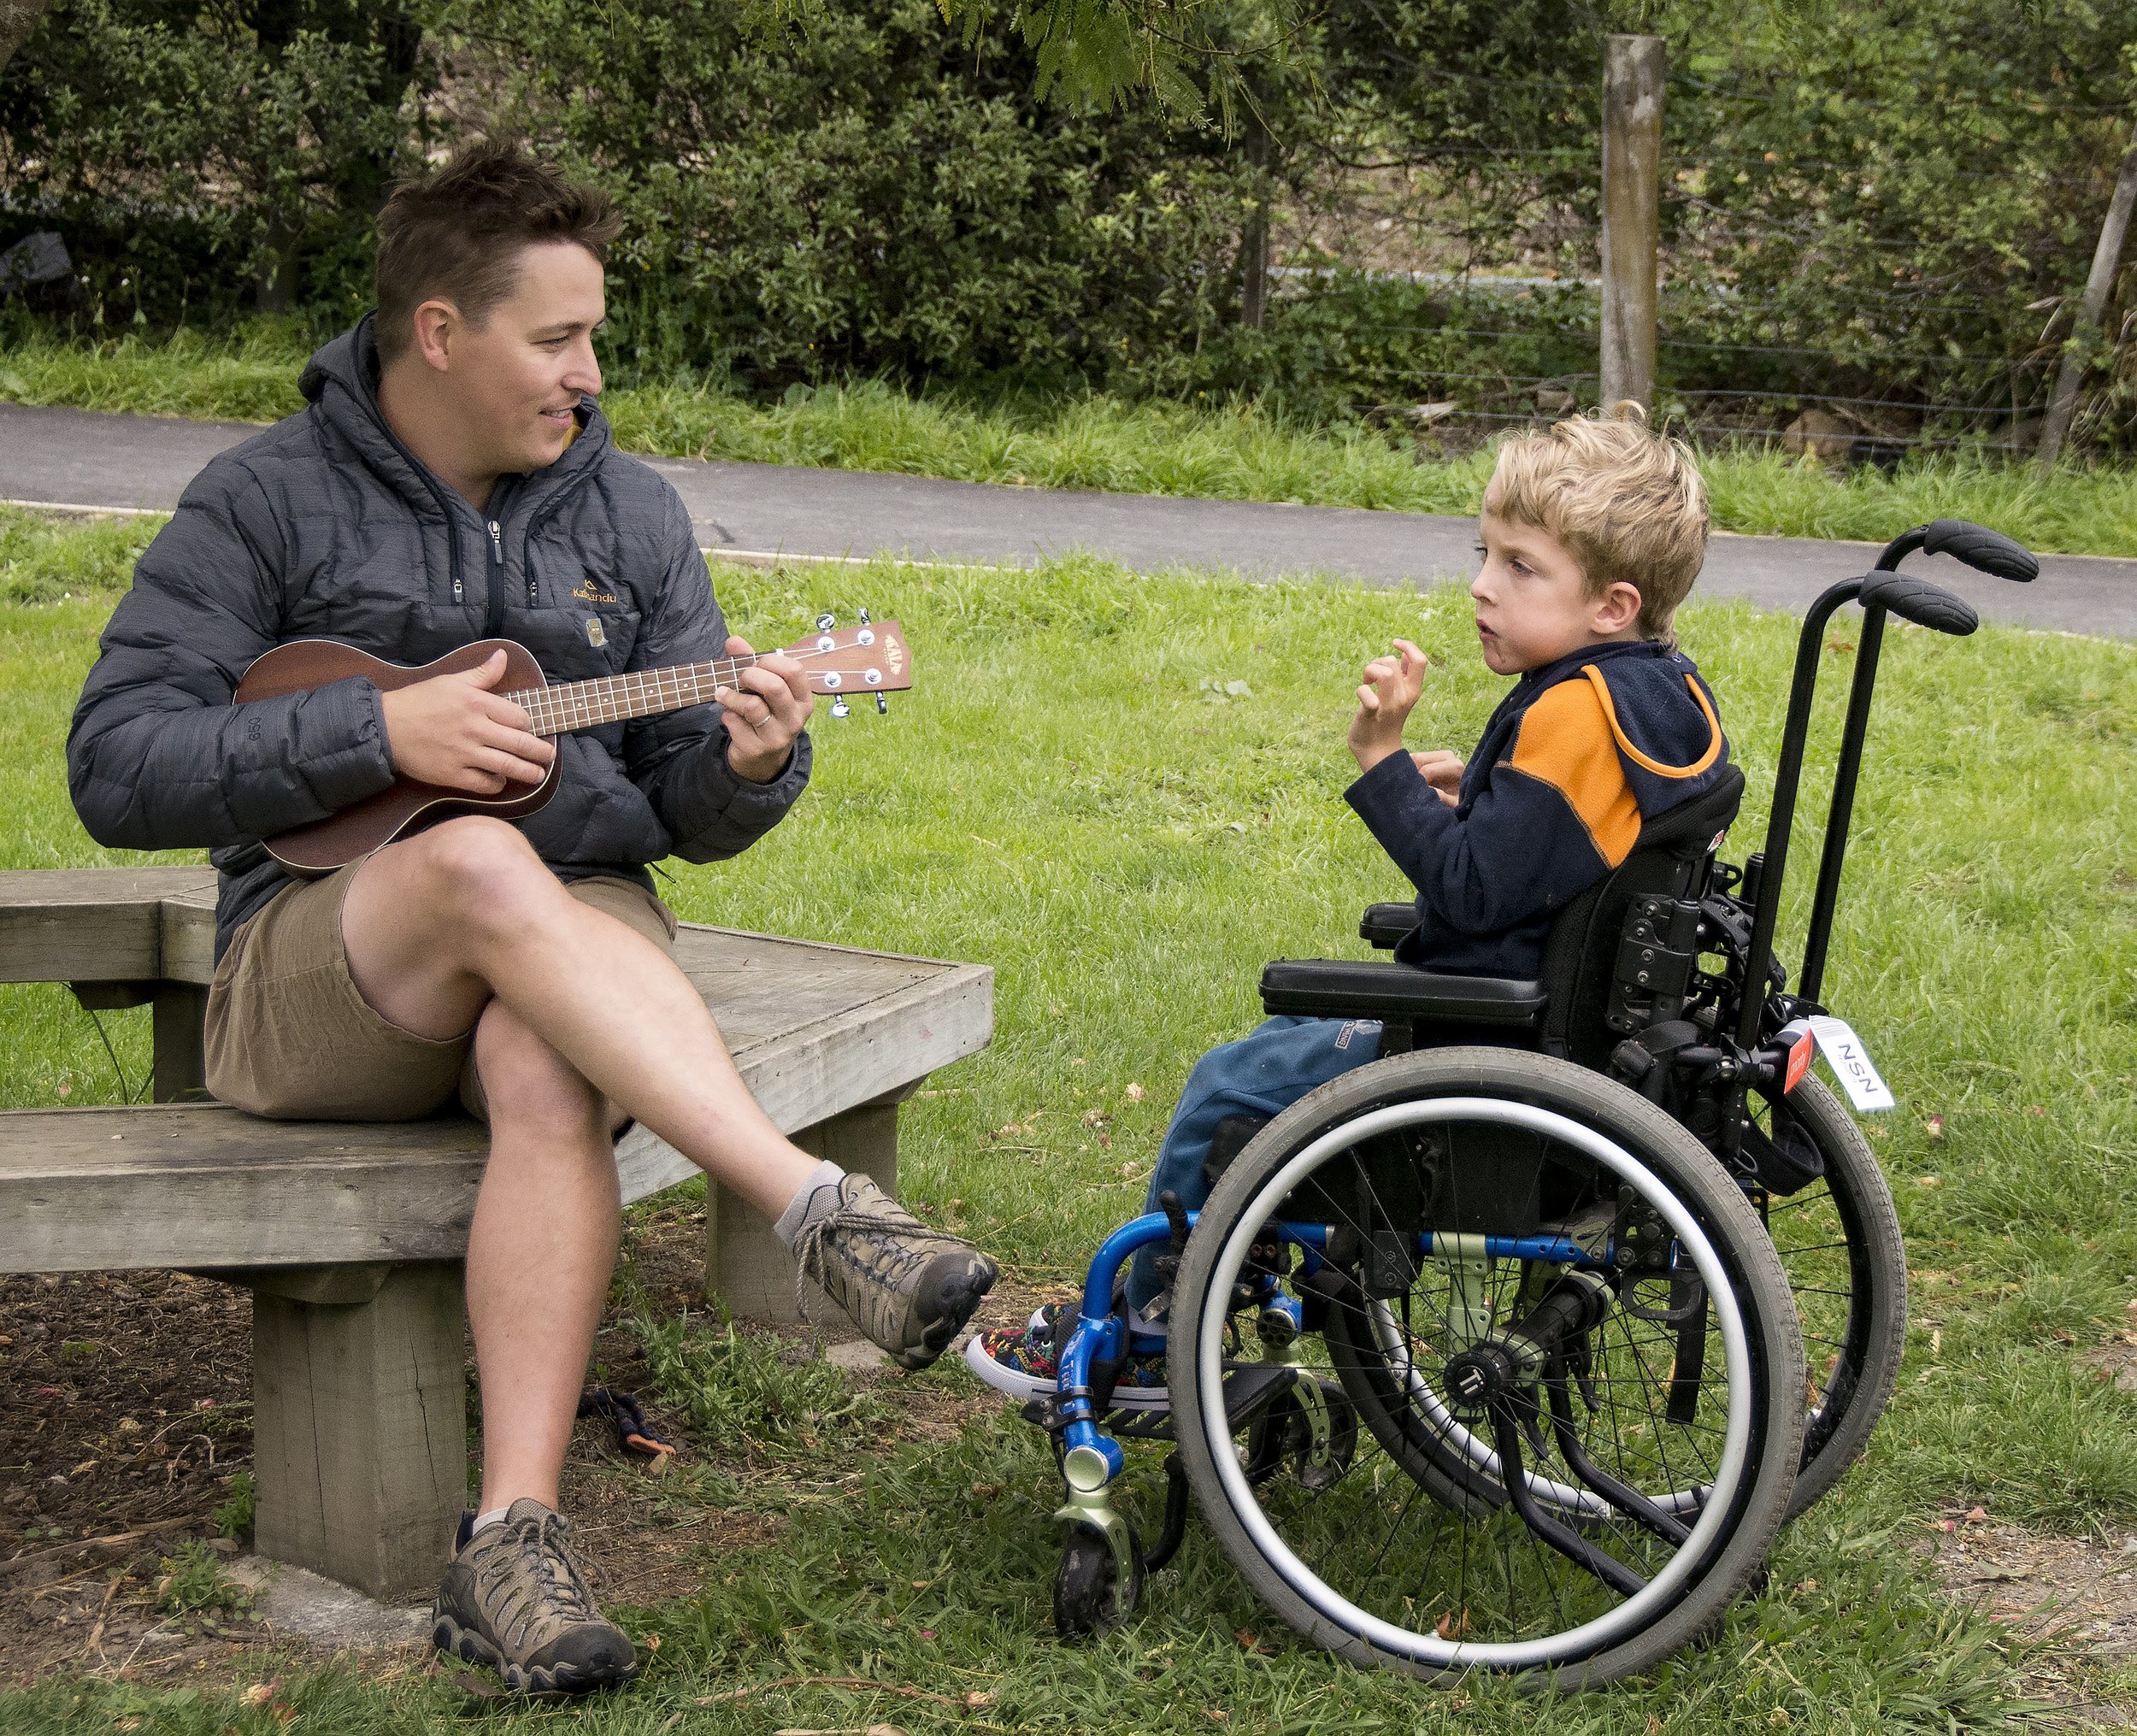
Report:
1182,1094,1758,1673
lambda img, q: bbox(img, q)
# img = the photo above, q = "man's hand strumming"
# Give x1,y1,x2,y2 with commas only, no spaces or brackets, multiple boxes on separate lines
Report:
380,649,555,795
716,636,815,784
1348,638,1431,774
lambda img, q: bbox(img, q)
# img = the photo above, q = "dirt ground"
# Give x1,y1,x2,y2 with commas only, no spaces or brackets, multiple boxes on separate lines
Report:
0,1201,1049,1690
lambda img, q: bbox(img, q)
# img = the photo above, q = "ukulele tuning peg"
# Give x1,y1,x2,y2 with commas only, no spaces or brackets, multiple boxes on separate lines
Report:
815,610,837,632
857,606,872,625
875,693,888,715
830,697,851,719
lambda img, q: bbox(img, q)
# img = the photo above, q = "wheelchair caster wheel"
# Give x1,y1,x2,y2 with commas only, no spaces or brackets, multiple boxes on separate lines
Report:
1054,1517,1145,1639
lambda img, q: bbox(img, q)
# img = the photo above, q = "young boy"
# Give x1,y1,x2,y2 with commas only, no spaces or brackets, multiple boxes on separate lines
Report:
968,410,1728,1403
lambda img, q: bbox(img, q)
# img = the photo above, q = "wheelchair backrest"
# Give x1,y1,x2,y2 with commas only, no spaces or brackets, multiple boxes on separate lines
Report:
1537,764,1746,1069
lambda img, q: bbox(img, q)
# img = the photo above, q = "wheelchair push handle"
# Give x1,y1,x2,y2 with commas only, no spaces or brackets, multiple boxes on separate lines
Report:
1853,571,1979,637
1739,518,2040,1039
1920,518,2039,583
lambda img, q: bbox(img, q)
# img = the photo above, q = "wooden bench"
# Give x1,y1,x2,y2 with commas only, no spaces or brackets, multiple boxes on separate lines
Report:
0,868,992,1602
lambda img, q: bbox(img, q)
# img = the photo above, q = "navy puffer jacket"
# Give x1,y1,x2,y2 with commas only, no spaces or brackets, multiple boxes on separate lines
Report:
68,318,811,957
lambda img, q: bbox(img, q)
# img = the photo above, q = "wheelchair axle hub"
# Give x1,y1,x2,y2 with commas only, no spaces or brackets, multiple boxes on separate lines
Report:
1444,1271,1614,1414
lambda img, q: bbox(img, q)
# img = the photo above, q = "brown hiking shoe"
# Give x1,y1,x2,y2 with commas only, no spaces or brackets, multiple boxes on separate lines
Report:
431,1499,636,1694
792,1174,998,1369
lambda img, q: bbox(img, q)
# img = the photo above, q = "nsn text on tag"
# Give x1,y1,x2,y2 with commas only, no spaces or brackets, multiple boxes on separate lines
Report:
1806,1015,1895,1113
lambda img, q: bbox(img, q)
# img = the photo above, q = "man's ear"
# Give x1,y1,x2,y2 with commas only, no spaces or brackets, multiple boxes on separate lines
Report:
1593,580,1644,635
409,298,461,373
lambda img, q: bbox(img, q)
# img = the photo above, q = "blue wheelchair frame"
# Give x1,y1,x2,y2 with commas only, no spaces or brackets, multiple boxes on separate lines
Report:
1047,1209,1610,1568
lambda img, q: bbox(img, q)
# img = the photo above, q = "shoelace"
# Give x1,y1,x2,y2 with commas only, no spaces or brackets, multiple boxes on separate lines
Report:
791,1193,966,1327
491,1512,598,1634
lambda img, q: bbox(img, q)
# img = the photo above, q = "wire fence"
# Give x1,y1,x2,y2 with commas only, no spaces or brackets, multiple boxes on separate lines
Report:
1275,55,2135,463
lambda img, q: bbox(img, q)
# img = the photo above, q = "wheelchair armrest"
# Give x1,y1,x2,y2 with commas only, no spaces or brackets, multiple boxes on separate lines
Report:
1359,903,1418,950
1259,960,1551,1025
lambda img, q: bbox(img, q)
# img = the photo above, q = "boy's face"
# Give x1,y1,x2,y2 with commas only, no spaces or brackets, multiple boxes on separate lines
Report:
413,239,607,480
1470,510,1642,675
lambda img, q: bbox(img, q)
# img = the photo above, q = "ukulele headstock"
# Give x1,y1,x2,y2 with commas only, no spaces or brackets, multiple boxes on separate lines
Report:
788,611,911,716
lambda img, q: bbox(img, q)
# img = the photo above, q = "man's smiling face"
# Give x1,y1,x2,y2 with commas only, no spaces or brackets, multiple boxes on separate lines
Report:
445,239,606,480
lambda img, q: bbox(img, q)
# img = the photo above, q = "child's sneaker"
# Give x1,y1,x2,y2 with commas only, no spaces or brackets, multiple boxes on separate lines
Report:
965,1303,1172,1411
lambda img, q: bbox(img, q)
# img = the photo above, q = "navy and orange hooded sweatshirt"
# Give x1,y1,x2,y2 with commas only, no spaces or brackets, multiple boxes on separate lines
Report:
1344,638,1730,980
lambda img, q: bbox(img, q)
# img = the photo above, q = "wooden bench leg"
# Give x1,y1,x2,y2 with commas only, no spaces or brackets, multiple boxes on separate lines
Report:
247,1262,467,1604
151,984,208,1103
705,1096,905,1324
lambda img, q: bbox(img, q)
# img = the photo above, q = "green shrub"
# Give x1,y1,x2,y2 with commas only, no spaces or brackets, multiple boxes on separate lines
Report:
0,0,424,329
154,1539,250,1621
453,0,1255,392
213,1469,256,1542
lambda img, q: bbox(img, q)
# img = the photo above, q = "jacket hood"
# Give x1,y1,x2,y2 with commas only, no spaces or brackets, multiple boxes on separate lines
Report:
297,315,613,521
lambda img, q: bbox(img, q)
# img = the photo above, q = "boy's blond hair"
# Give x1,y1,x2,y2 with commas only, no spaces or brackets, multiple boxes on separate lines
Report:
1481,408,1710,639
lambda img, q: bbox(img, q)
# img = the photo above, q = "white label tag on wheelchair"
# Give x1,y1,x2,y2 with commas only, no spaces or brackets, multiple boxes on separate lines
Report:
1807,1016,1895,1112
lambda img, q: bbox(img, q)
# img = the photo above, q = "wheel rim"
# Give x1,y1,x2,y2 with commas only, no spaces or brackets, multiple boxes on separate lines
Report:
1191,1097,1757,1672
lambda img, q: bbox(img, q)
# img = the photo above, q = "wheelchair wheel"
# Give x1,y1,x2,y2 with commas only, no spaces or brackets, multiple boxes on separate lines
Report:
1757,1077,1908,1515
1169,1049,1804,1687
1055,1515,1145,1639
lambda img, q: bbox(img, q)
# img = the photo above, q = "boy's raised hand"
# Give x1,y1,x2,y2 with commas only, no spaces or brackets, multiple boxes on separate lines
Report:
1348,638,1431,774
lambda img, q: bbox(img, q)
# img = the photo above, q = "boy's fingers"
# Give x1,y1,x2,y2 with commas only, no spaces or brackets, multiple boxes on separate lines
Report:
1356,686,1381,715
464,649,508,689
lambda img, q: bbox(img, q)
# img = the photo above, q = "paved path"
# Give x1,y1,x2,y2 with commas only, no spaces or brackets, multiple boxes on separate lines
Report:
3,402,2129,634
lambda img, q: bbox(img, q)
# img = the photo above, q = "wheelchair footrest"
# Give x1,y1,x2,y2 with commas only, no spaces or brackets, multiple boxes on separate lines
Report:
1220,1362,1301,1429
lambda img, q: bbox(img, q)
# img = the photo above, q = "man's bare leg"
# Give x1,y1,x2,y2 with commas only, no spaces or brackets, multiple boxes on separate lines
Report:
462,999,622,1514
341,815,994,1518
341,816,816,1219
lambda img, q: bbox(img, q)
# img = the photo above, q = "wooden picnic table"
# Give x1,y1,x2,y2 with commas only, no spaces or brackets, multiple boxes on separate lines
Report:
0,867,992,1600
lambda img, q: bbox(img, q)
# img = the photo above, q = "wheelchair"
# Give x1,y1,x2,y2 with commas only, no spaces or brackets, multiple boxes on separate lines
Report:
1002,520,2040,1686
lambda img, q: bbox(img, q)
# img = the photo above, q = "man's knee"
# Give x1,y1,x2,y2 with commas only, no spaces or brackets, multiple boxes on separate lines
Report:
393,818,558,931
474,1006,624,1150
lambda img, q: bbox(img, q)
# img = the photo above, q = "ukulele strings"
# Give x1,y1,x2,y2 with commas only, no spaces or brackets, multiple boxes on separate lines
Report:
507,638,866,730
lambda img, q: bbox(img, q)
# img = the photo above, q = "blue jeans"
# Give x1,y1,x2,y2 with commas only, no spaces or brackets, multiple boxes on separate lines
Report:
1125,1016,1383,1315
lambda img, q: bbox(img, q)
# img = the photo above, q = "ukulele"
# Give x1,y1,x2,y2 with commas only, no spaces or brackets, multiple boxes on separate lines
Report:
235,612,910,877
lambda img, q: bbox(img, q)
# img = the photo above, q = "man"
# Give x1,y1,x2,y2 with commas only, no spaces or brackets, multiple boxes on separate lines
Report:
68,144,998,1696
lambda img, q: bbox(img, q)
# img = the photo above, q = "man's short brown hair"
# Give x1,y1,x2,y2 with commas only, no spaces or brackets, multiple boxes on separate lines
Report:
374,143,623,365
1481,408,1711,639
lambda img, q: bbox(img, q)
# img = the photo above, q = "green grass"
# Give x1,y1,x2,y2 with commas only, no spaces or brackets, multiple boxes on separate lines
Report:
5,325,2134,556
6,506,2137,1727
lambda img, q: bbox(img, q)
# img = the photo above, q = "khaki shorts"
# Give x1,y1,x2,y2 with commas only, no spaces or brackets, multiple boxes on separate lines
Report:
204,865,677,1121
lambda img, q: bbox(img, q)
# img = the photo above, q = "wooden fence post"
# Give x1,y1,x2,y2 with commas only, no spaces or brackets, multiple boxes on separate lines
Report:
1600,34,1664,414
1240,115,1273,332
2036,116,2137,472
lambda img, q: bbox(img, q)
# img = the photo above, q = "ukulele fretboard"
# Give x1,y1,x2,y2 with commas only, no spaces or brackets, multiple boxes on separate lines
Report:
507,656,762,736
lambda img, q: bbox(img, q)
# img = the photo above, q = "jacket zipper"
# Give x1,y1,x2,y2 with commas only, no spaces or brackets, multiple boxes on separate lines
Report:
518,461,600,613
485,518,507,640
346,370,464,603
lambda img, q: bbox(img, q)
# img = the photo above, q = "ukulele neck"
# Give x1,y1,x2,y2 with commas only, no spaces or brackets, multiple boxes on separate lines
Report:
505,654,761,736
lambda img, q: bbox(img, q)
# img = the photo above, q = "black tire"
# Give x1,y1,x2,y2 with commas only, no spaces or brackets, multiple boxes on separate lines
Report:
1169,1048,1804,1687
1054,1518,1145,1639
1764,1077,1908,1516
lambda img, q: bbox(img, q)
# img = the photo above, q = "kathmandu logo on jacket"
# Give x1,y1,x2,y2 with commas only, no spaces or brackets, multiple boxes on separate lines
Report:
572,580,620,606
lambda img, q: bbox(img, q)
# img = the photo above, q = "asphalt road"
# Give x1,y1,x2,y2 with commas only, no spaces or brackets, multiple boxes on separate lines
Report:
3,401,2129,634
